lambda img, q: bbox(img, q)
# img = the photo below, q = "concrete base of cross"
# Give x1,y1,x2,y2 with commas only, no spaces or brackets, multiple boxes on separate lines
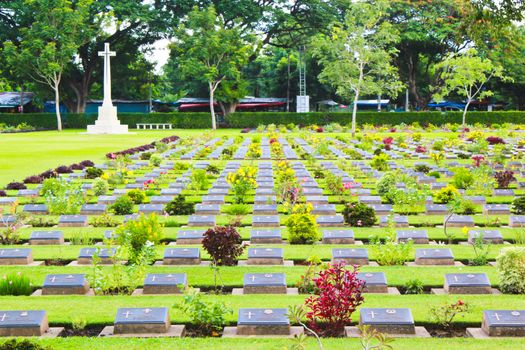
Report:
87,105,128,134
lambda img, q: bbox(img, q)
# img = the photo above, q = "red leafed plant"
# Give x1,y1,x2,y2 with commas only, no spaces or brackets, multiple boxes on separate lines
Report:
305,263,365,336
471,154,485,167
382,137,394,150
202,226,245,266
415,145,427,153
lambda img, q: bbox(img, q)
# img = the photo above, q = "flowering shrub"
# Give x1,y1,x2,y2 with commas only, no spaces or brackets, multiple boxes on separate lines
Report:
41,178,85,215
342,203,376,227
305,263,365,336
370,153,390,171
382,137,394,150
116,213,163,265
430,151,445,165
202,226,245,266
486,136,505,145
285,203,319,244
415,145,427,153
92,178,109,196
226,166,257,204
496,247,525,294
247,143,262,158
430,299,469,330
494,170,516,189
434,185,459,204
452,168,474,189
5,182,26,190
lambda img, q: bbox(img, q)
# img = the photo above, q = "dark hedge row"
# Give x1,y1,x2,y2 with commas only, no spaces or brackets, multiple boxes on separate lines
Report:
1,111,524,129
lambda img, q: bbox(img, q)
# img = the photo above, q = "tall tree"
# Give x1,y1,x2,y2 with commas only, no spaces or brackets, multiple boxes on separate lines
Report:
172,5,254,129
311,0,402,137
3,0,93,130
434,49,508,126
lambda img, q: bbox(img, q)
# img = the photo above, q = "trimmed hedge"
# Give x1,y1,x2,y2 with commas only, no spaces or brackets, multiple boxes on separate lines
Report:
224,111,525,127
1,111,524,130
0,112,213,129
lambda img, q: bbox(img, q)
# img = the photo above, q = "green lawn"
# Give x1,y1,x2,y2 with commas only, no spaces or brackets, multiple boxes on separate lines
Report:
0,129,235,186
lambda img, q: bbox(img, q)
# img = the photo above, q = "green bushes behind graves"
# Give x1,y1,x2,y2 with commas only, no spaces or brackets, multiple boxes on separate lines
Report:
1,110,525,129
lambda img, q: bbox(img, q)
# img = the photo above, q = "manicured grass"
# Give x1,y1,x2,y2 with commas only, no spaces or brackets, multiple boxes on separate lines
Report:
0,129,235,186
0,294,523,326
14,337,525,350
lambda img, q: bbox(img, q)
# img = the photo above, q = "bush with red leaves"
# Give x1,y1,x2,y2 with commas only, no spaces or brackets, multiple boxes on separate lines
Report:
382,137,394,150
6,182,27,190
39,170,57,179
202,226,245,266
415,145,427,153
316,127,324,133
55,165,73,174
70,163,84,170
241,128,251,133
486,136,505,145
0,190,6,197
23,175,43,184
80,160,95,167
305,263,365,336
494,170,516,189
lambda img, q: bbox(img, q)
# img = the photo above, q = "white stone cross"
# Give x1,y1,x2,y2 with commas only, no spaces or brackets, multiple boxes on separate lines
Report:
98,43,116,107
0,314,7,322
493,312,501,321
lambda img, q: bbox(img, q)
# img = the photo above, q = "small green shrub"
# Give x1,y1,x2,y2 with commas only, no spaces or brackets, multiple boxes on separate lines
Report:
127,189,146,204
370,153,390,171
90,213,119,227
85,167,103,179
452,168,474,189
285,204,319,244
0,339,49,350
222,204,251,216
342,203,376,227
404,279,424,294
116,213,163,265
149,153,162,166
511,196,525,214
0,272,32,296
165,195,195,215
496,247,525,294
92,178,109,196
111,195,134,215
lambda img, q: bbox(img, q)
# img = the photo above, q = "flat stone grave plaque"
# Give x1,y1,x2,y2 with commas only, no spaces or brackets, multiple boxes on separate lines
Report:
252,215,280,227
104,230,116,241
357,272,388,293
17,189,39,197
257,181,274,189
138,204,164,214
379,215,408,227
77,247,116,264
254,195,276,204
124,214,139,222
444,273,492,294
332,248,369,265
312,204,336,215
0,248,33,265
58,215,88,227
493,189,514,197
359,308,415,334
465,196,486,205
0,197,17,206
237,308,290,335
302,188,323,195
253,204,278,215
176,229,205,244
247,248,284,265
446,215,474,227
359,196,382,205
187,215,215,227
243,273,286,294
255,188,273,196
114,307,170,334
195,204,221,215
322,230,354,244
201,195,225,204
250,229,282,244
149,196,173,204
481,310,525,336
468,230,503,244
509,216,525,228
23,204,48,215
370,204,393,215
209,188,229,195
112,189,127,195
316,215,344,227
98,195,117,204
483,204,510,215
29,231,64,245
80,204,107,215
163,248,201,265
125,183,144,189
0,310,49,336
42,274,89,295
168,183,186,190
425,204,447,215
160,188,181,196
415,249,454,265
396,230,429,244
305,196,328,204
143,273,187,294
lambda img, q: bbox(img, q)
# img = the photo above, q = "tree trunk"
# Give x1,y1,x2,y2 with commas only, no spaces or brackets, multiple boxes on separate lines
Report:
351,90,359,138
462,99,471,127
54,81,63,131
218,101,238,116
286,52,291,112
209,83,217,130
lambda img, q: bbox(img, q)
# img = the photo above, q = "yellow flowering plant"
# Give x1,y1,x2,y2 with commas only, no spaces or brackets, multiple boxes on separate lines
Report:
226,166,257,204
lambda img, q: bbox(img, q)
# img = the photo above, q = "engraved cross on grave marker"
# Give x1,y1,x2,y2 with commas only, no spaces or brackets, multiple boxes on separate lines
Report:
368,311,376,319
0,313,7,322
124,311,132,319
493,312,501,321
